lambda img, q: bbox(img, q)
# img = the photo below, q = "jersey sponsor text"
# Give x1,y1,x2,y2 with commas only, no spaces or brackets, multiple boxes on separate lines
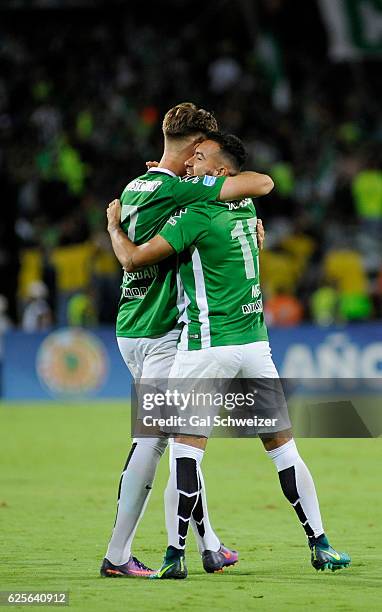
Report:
123,265,159,283
242,299,263,314
122,286,148,299
227,198,252,210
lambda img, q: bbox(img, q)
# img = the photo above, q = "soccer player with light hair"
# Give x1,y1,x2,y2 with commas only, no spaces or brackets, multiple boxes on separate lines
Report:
107,131,351,579
101,103,273,578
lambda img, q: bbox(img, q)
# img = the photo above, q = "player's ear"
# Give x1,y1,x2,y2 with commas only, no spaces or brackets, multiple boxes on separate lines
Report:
214,166,228,177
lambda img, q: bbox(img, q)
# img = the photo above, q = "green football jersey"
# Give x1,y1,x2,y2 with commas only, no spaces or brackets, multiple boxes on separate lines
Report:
159,198,268,350
116,168,226,338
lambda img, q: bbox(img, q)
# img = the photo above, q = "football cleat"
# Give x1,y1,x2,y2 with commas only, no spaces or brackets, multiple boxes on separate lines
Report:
150,546,187,579
100,556,155,578
310,536,351,572
202,544,239,573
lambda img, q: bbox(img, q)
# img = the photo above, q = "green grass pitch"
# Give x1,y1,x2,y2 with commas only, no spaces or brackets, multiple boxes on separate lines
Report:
1,401,381,611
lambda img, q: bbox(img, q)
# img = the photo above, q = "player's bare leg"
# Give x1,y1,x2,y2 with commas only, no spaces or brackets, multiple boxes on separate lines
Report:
261,430,351,571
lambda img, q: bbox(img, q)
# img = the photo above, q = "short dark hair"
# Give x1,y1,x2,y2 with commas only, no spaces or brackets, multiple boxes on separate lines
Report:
162,103,218,138
205,131,247,171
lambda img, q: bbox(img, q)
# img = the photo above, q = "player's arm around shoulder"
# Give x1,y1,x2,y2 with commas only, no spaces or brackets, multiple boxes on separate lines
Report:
126,235,174,271
219,171,274,201
171,174,226,207
106,199,174,272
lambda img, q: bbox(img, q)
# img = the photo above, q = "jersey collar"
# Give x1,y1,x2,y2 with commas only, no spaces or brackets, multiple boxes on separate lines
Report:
147,167,177,178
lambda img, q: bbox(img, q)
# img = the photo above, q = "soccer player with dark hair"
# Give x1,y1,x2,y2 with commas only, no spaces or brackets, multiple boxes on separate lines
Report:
107,131,351,579
101,105,273,578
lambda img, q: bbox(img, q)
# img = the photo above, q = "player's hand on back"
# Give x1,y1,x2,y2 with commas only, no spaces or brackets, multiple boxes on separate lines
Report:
257,218,265,250
146,161,159,169
107,199,122,233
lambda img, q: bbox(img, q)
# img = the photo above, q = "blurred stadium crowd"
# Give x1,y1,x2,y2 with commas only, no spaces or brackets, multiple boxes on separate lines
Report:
1,0,382,335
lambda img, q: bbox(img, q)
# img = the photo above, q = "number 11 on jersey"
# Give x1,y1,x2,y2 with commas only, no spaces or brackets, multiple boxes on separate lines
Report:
231,218,259,280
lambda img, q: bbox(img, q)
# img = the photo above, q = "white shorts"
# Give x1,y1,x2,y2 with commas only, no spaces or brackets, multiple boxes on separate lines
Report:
118,328,181,439
117,328,181,381
163,341,290,438
169,341,279,379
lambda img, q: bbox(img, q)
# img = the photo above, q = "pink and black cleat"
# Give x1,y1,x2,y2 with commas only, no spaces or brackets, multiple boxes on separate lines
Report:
100,556,155,578
202,544,239,573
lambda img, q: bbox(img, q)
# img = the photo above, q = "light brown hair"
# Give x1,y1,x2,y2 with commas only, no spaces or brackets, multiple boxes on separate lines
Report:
162,102,218,138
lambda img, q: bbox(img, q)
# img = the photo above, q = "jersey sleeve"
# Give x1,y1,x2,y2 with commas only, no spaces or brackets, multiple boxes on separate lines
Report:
159,203,211,253
172,175,226,207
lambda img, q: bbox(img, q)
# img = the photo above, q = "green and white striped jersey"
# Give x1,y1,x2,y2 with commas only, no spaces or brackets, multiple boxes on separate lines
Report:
159,198,268,349
116,168,226,338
